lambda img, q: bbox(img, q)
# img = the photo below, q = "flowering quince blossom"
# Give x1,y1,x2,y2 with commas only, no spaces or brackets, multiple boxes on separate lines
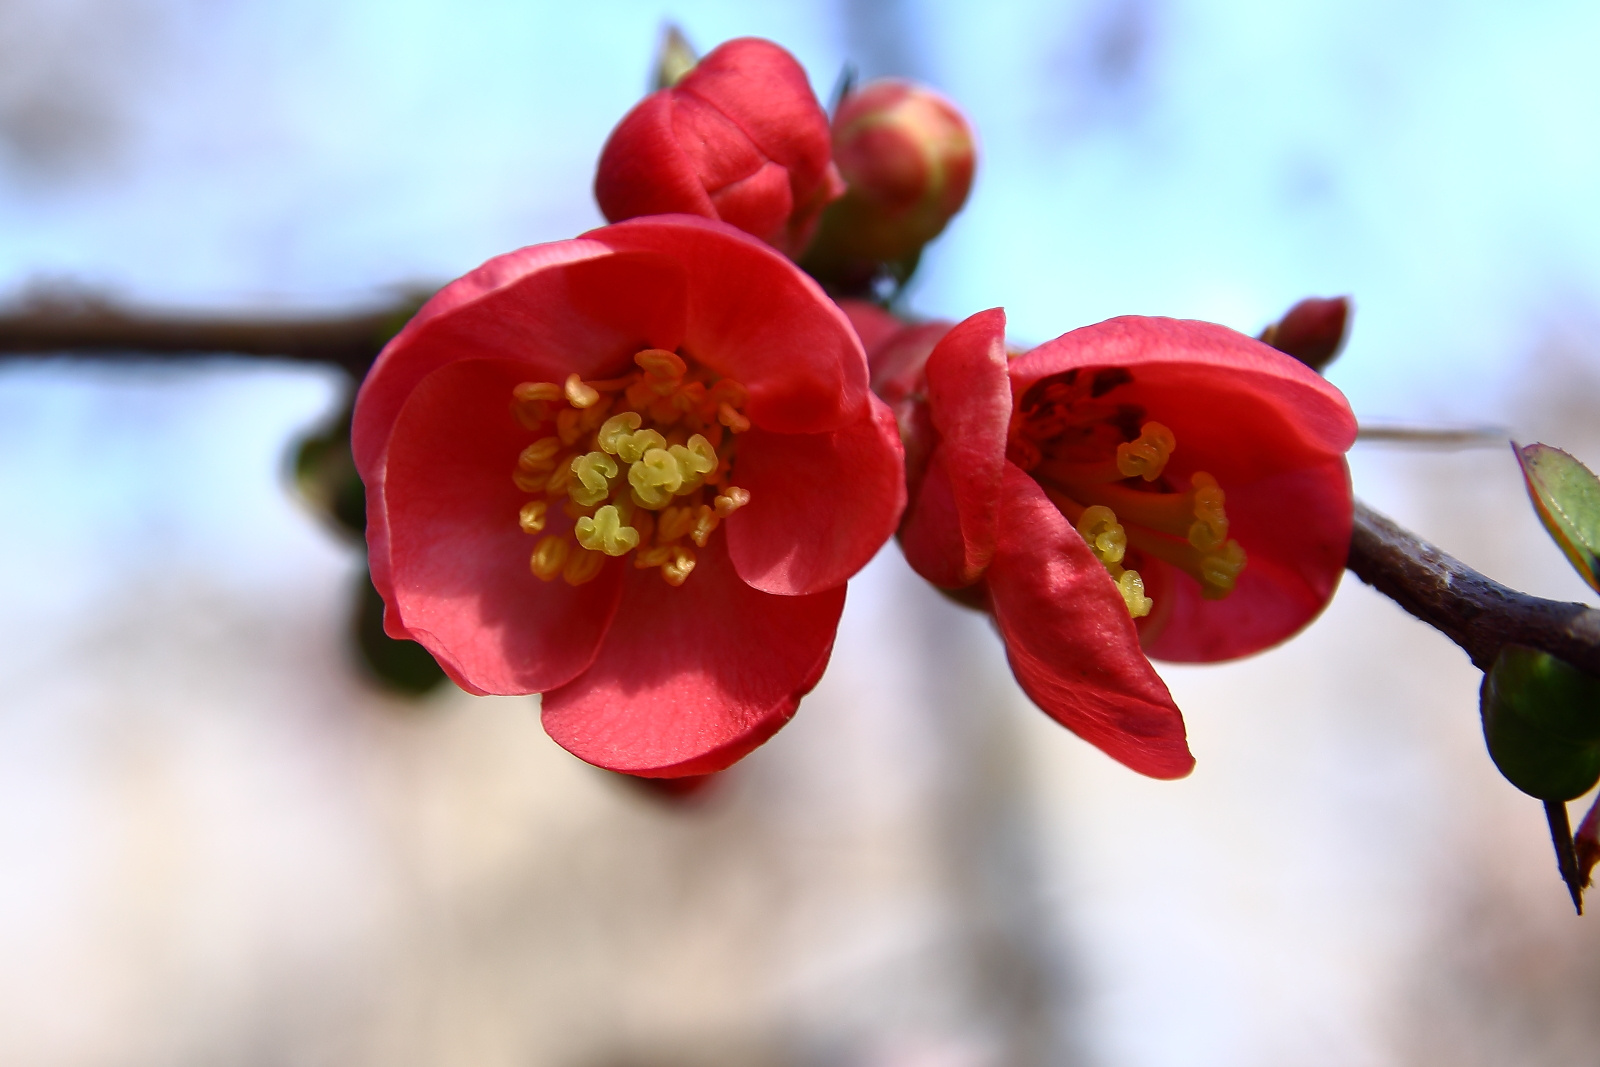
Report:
878,308,1358,778
594,37,845,259
352,215,905,777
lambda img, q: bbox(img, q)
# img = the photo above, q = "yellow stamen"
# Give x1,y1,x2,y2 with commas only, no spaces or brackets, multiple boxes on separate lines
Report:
656,504,695,543
598,412,642,454
690,505,719,547
564,373,600,409
1076,504,1128,566
661,545,696,586
518,500,548,534
718,402,751,433
1116,421,1176,481
575,504,641,556
1186,472,1229,552
1115,569,1153,617
518,437,561,472
530,535,569,581
570,451,619,507
562,546,606,585
507,353,753,588
1199,540,1247,599
669,434,717,493
629,447,685,508
714,486,750,517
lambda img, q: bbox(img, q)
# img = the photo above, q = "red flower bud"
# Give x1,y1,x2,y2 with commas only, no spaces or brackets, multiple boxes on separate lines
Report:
1258,296,1350,372
594,38,845,259
803,80,976,288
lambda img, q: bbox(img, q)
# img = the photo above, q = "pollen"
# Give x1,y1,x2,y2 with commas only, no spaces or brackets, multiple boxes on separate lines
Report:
510,349,754,586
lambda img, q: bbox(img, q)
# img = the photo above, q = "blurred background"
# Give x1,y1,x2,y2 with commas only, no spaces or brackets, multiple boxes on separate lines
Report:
3,1,1600,1064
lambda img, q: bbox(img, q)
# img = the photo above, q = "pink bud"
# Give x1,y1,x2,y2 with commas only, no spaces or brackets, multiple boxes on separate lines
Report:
594,38,845,259
803,80,976,287
1258,296,1351,372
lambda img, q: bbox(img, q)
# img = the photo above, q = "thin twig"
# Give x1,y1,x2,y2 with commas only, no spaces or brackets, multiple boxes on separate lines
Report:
1346,499,1600,676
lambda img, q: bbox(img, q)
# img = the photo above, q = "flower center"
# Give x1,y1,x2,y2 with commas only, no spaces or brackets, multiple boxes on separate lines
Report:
1006,367,1247,618
508,349,752,587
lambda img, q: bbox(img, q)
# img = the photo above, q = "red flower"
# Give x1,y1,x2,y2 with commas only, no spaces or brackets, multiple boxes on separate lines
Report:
594,38,845,259
895,310,1358,777
352,216,905,777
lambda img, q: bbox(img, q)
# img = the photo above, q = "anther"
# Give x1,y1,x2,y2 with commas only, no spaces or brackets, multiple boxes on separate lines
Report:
570,451,619,507
564,373,600,409
563,546,606,585
1116,569,1154,618
575,504,641,556
634,545,674,569
530,536,569,582
616,428,666,465
1076,505,1128,566
513,382,562,403
661,545,696,586
669,435,717,493
518,437,561,472
1116,422,1176,481
545,459,574,499
598,412,642,454
714,486,750,517
629,447,685,508
635,348,687,382
690,505,718,547
1186,471,1230,552
518,500,548,534
718,402,751,433
1199,540,1247,599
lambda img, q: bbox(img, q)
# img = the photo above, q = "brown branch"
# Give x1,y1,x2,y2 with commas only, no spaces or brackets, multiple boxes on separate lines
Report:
1347,499,1600,676
0,298,428,380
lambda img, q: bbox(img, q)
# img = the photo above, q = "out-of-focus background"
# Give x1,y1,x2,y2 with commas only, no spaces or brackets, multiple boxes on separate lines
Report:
3,2,1600,1065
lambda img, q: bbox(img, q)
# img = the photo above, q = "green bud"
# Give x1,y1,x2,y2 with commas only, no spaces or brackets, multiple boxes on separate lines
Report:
1481,644,1600,801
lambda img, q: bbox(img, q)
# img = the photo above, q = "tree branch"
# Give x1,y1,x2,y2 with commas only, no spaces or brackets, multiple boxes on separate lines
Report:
1347,499,1600,676
0,299,423,380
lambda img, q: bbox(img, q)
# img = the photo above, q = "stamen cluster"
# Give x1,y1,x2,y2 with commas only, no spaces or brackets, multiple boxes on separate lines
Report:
510,349,752,587
1007,367,1248,616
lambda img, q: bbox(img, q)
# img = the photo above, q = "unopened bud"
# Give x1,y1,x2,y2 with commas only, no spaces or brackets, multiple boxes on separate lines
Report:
1258,296,1350,372
803,79,976,294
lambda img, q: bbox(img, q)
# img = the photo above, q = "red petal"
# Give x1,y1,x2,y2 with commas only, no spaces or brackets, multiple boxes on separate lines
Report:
377,358,623,694
594,92,719,224
1010,316,1357,463
987,465,1194,779
354,243,689,474
678,38,834,198
589,215,870,434
1139,458,1353,662
897,449,970,588
924,308,1010,582
707,161,795,247
726,395,906,595
541,534,846,776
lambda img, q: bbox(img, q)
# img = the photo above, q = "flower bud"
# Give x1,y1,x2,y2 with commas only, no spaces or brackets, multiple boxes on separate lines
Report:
1258,296,1350,372
594,37,845,259
802,79,976,292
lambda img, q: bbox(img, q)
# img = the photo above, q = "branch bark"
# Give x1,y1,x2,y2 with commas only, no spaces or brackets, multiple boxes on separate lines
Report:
1347,499,1600,676
0,300,421,379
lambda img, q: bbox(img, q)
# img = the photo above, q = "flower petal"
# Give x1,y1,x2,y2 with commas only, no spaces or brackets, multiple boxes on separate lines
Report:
593,92,719,224
378,358,624,695
587,215,869,434
924,308,1010,582
726,394,906,595
1010,316,1357,466
1139,458,1353,662
897,448,970,588
354,243,689,473
987,464,1194,779
541,534,846,777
